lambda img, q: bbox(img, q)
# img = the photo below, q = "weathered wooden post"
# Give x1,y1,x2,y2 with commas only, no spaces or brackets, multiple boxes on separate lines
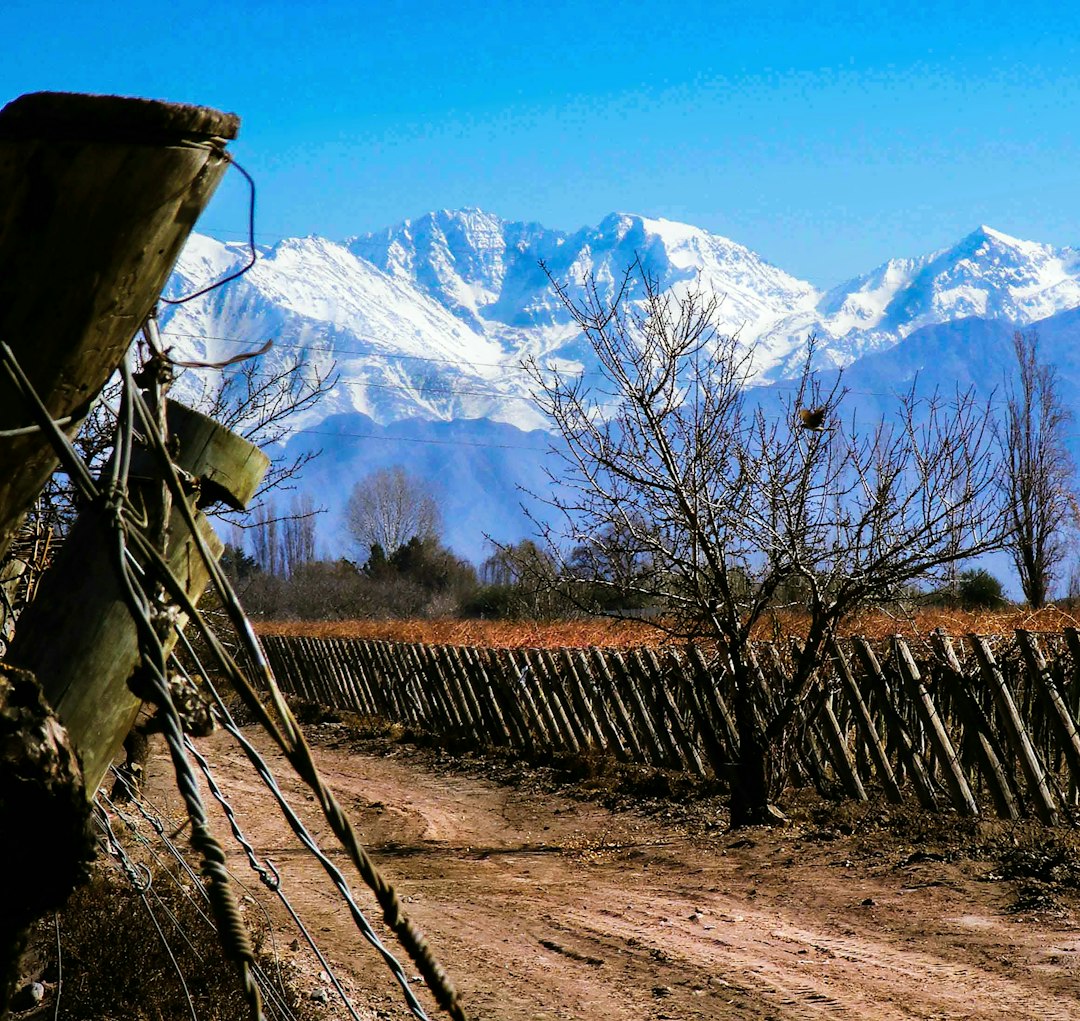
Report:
1,400,266,1012
7,401,268,793
0,92,239,556
0,91,241,1009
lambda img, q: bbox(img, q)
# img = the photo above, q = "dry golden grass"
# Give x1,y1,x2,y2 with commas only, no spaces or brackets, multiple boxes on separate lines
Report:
252,606,1080,648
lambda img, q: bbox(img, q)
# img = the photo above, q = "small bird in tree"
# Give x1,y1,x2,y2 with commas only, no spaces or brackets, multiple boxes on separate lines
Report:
797,407,827,431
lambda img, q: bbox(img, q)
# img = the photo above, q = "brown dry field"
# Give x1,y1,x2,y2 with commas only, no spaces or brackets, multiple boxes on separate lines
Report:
137,719,1080,1021
253,606,1080,648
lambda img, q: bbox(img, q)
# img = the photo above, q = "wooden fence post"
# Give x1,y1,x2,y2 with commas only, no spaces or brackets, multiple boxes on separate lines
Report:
644,649,708,777
7,403,266,796
506,649,560,749
589,648,648,763
929,632,1020,821
0,93,239,558
685,646,740,759
625,649,687,770
892,638,978,816
969,634,1059,826
829,639,902,802
851,638,938,810
607,650,672,768
528,649,585,753
1015,629,1080,798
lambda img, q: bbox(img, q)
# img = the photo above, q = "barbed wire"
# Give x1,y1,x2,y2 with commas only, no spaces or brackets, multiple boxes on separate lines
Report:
98,782,305,1021
0,336,468,1020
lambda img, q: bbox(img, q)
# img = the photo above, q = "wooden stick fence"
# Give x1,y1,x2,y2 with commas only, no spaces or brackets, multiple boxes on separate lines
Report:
258,628,1080,825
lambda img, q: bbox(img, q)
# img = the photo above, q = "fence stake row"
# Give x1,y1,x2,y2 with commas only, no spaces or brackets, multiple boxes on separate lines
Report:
255,630,1080,826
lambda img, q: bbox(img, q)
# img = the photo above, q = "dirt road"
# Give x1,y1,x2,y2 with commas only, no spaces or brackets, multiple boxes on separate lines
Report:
154,725,1080,1021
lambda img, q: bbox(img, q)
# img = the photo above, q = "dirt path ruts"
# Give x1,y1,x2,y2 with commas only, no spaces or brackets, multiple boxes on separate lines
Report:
149,728,1080,1021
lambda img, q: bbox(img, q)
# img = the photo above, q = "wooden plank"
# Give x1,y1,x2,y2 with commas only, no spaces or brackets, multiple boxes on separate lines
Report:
555,648,609,751
475,647,529,749
358,640,395,718
7,406,264,797
341,640,379,716
380,641,425,728
412,644,458,732
607,650,669,767
666,649,728,777
459,647,508,744
404,642,443,728
259,636,293,698
685,646,740,759
968,634,1059,826
757,644,829,792
440,645,480,734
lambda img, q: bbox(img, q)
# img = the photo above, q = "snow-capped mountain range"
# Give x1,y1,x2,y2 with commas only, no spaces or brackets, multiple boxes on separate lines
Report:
158,211,1080,565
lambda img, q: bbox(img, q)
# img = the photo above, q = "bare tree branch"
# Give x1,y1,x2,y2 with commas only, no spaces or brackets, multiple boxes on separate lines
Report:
526,260,1008,824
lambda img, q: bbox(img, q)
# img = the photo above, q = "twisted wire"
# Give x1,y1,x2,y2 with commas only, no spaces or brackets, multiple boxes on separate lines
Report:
0,345,265,1021
103,427,264,1021
99,785,301,1021
174,645,425,1019
125,380,467,1021
0,338,465,1020
181,727,366,1021
96,805,201,1021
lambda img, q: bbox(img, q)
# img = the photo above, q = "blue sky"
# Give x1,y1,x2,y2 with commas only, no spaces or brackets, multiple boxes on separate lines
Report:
6,1,1080,286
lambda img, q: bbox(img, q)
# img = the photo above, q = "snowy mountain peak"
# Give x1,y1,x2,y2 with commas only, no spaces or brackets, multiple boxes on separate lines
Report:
748,224,1080,380
165,213,1080,425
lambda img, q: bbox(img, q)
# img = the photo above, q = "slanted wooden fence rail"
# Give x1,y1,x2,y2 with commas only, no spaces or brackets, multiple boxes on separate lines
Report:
259,629,1080,825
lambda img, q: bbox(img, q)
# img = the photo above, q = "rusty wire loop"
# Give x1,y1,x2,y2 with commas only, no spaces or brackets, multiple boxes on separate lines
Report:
159,154,259,306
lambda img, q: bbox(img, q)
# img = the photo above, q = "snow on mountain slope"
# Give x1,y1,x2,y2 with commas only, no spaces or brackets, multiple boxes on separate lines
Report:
352,209,821,337
160,232,551,431
158,212,1080,566
757,226,1080,380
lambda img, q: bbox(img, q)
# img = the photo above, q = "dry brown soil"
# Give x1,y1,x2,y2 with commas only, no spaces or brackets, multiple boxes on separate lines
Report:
147,723,1080,1021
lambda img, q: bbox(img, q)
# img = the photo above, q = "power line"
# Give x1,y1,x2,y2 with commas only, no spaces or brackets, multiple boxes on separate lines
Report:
163,329,993,404
293,427,550,451
159,327,564,376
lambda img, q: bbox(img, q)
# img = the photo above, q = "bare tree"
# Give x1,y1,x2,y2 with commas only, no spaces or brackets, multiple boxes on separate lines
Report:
527,261,1008,824
248,495,317,577
346,466,441,562
1001,329,1078,607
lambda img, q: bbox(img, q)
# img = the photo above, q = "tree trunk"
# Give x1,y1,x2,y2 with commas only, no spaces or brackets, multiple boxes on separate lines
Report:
727,661,784,827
